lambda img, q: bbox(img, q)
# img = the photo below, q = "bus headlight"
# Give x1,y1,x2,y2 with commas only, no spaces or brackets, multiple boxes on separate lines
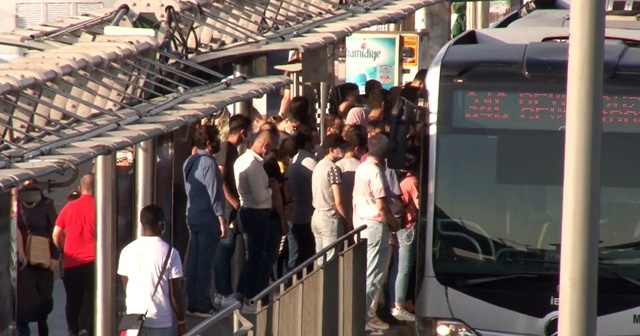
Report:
435,320,478,336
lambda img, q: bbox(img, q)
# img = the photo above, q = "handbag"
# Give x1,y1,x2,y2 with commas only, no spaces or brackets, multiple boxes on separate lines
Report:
20,206,51,268
118,247,173,336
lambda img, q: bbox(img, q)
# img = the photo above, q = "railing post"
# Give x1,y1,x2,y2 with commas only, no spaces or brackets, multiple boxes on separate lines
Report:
95,153,117,336
135,138,156,239
234,57,253,116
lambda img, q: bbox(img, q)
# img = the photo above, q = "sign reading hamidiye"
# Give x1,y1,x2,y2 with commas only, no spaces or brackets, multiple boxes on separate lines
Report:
345,34,400,94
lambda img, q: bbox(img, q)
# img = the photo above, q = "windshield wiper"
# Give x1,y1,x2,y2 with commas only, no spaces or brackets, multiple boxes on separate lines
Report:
457,274,541,286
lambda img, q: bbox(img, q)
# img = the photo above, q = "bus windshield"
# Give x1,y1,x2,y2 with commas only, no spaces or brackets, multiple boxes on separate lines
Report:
432,83,640,288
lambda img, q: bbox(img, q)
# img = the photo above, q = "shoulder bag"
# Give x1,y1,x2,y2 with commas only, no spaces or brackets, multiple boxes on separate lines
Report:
20,206,51,268
118,247,173,336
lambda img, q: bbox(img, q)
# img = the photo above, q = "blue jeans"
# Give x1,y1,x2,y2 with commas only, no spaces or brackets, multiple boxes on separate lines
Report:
361,221,391,321
214,209,240,296
388,227,417,306
237,207,271,300
311,212,344,265
287,223,316,272
186,225,219,311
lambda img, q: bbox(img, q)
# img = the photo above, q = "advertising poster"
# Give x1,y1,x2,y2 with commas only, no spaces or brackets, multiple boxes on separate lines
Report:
345,34,400,93
401,34,419,68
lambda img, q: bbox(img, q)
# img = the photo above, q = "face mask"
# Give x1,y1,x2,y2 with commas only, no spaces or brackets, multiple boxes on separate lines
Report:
18,189,42,204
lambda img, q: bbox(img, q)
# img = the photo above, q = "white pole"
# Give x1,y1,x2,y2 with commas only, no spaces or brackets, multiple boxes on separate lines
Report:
558,0,605,335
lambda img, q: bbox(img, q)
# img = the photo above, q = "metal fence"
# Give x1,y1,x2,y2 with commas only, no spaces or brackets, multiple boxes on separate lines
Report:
185,226,367,336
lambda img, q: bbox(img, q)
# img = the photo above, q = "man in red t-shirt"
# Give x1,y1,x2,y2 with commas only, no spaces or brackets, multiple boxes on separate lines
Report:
53,174,96,336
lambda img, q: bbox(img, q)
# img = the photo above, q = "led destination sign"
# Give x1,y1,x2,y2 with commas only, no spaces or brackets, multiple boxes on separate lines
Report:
453,90,640,132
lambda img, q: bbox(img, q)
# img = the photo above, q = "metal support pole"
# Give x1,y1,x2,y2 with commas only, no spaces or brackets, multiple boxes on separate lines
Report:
95,153,117,336
558,0,605,335
233,59,253,116
414,7,428,32
291,72,300,97
477,1,490,28
319,81,329,143
135,138,156,239
466,2,478,30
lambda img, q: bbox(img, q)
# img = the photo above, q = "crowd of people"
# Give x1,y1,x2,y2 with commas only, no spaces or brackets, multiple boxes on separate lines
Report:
183,76,425,335
11,73,425,336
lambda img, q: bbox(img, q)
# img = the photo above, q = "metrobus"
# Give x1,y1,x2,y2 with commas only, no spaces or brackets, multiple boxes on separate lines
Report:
412,0,640,335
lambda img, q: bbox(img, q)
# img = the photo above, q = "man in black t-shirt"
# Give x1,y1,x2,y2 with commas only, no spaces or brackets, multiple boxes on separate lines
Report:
213,114,251,307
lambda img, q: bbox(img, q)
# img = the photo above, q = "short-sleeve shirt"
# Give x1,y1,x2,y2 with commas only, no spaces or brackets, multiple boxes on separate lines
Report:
214,141,240,209
400,174,419,225
353,156,388,224
117,236,183,328
55,195,96,269
336,157,361,220
312,158,343,218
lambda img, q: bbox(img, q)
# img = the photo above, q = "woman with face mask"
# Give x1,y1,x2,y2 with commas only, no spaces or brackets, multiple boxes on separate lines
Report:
15,182,59,336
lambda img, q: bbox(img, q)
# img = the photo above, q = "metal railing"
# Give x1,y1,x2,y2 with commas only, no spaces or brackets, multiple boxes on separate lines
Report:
247,226,367,336
184,226,367,336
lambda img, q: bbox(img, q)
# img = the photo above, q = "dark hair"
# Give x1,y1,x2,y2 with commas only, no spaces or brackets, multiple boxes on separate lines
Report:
286,96,310,125
404,146,421,174
277,137,297,160
140,204,165,228
343,125,367,152
365,80,382,98
193,125,220,150
322,133,346,151
340,83,360,100
294,126,313,152
228,114,251,135
66,191,81,202
368,89,385,110
259,121,279,138
367,119,385,133
368,134,388,159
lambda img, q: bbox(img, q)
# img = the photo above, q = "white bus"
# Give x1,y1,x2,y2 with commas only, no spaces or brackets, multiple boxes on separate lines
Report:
412,0,640,335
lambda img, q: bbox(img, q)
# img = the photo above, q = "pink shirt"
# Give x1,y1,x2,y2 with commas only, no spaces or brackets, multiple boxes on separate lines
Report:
353,156,387,224
400,174,419,225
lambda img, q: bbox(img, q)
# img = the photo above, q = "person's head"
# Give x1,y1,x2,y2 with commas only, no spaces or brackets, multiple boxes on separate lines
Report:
326,114,344,136
227,114,252,145
340,83,360,101
412,69,427,88
140,204,165,236
345,107,367,126
322,133,347,162
368,89,385,112
259,121,280,143
365,80,383,98
282,97,310,134
251,130,277,158
404,146,421,175
294,125,314,152
388,86,403,107
368,134,389,161
367,119,385,138
343,125,368,158
276,137,297,165
193,124,221,155
79,174,94,195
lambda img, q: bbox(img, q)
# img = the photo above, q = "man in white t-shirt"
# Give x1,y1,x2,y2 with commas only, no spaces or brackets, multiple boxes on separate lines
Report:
117,205,186,336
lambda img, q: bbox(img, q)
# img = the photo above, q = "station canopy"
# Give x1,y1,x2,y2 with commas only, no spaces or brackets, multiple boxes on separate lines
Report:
0,0,435,192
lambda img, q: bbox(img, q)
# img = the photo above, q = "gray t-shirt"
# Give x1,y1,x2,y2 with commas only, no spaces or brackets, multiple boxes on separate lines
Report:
287,149,317,224
336,157,361,218
312,158,343,218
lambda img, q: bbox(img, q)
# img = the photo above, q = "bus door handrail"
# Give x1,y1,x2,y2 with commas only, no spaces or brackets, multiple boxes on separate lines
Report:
437,219,483,260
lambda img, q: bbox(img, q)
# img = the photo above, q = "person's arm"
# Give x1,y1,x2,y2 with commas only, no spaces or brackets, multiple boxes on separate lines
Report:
202,159,228,238
52,207,66,251
120,276,128,289
271,180,288,235
279,87,291,116
328,166,352,231
16,226,26,269
371,169,399,232
219,165,240,210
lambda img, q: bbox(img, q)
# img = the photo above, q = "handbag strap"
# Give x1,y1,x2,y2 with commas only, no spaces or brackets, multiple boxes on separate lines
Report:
19,205,33,234
145,245,173,315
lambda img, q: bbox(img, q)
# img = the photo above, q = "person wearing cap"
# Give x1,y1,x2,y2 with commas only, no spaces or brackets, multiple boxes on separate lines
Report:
310,134,352,265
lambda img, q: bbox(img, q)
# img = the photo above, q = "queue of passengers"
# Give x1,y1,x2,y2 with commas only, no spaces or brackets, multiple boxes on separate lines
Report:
11,75,424,336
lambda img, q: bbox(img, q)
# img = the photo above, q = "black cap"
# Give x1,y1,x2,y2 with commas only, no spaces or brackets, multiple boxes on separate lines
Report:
322,133,346,151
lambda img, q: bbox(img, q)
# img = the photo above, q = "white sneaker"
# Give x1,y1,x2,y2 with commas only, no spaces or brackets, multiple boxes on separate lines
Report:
391,307,415,322
214,294,222,307
221,295,238,307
